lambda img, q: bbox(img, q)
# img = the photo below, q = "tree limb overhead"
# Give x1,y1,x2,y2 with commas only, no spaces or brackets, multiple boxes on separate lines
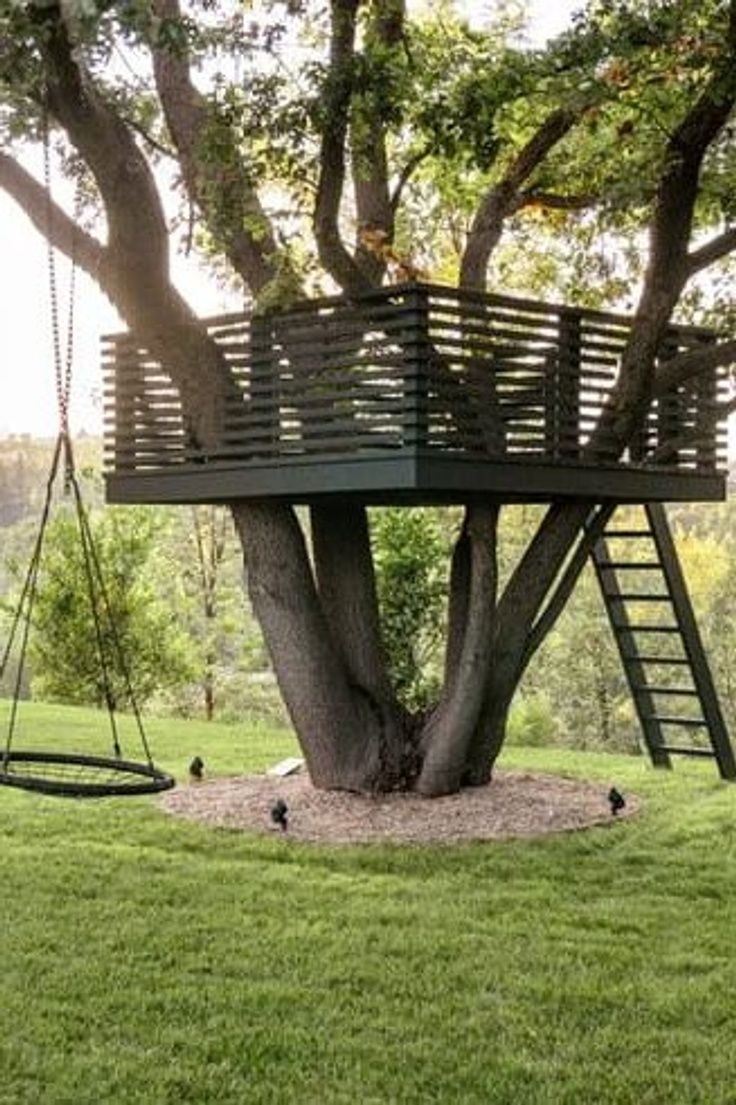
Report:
0,151,106,284
313,0,371,294
351,0,406,285
150,0,279,295
460,106,585,290
687,226,736,274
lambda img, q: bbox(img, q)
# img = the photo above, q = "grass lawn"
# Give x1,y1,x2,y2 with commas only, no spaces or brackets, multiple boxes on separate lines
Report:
1,702,736,1104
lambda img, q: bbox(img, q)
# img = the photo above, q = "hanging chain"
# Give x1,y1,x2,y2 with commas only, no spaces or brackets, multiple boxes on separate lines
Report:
42,119,77,481
41,123,147,760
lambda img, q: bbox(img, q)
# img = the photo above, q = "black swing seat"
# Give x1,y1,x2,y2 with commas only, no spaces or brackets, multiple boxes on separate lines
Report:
0,750,175,798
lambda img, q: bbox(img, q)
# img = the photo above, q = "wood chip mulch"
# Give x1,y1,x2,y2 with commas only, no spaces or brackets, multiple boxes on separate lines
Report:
160,770,639,845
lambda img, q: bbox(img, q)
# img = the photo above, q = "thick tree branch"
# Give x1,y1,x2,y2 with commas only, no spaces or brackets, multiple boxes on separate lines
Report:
417,505,499,796
0,151,106,284
390,145,432,213
311,502,406,784
653,338,736,397
150,0,278,295
29,4,241,450
586,22,736,456
442,515,471,697
351,0,405,285
645,400,736,463
232,501,384,791
686,226,736,275
314,0,371,294
460,105,585,289
521,505,614,676
36,3,170,284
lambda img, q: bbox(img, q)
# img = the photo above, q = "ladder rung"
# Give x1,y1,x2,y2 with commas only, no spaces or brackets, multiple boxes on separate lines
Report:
646,715,708,727
607,594,671,602
659,745,715,759
604,530,653,538
635,656,690,664
632,685,697,696
605,562,662,570
620,624,681,633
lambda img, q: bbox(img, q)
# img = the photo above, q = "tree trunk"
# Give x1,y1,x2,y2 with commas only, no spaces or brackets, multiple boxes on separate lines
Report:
415,506,499,796
311,503,411,786
231,501,386,790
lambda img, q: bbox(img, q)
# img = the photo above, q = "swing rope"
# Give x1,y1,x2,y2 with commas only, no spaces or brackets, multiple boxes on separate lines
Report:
0,118,173,797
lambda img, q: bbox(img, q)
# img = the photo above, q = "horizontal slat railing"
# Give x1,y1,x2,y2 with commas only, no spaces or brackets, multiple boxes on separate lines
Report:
103,283,730,477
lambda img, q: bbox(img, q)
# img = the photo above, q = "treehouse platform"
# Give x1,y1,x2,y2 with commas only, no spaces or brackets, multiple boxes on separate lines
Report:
103,284,729,507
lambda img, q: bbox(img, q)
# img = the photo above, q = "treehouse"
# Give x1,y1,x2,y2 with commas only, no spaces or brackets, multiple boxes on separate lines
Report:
102,283,728,508
102,283,736,782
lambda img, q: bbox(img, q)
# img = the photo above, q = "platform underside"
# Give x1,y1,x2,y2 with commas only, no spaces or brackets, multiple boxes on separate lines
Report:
105,451,726,506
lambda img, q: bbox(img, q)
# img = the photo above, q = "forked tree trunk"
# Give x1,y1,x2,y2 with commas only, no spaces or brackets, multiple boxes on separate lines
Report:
231,501,389,790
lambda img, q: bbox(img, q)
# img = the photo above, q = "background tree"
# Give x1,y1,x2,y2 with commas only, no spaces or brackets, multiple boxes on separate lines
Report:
20,505,195,709
1,0,736,796
172,504,269,721
372,508,447,711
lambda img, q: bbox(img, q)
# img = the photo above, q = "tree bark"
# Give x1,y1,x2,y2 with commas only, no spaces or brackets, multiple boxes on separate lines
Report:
463,501,592,783
150,0,279,295
350,0,404,284
460,107,585,289
313,0,372,294
312,502,409,785
416,505,498,796
232,501,383,789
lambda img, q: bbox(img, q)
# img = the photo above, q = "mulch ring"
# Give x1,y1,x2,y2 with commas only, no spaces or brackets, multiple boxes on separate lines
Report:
160,770,639,845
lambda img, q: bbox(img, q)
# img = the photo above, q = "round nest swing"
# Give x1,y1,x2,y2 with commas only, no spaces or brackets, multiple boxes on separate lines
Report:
0,750,174,798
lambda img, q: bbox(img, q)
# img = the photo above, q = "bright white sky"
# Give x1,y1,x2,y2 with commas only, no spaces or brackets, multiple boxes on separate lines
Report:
0,0,579,438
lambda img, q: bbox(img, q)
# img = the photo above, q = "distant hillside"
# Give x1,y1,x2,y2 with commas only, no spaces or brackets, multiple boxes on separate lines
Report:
0,435,103,527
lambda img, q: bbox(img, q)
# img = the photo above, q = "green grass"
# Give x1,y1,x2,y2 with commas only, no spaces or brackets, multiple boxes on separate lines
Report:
1,702,736,1103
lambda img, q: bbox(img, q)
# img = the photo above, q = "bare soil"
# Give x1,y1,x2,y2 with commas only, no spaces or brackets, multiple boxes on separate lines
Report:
160,770,639,845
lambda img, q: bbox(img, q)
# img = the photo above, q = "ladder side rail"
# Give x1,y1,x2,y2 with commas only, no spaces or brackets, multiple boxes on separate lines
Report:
646,503,736,780
591,527,672,769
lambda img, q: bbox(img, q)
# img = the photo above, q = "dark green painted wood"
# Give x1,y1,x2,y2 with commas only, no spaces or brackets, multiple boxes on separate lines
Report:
105,454,726,506
591,505,736,781
646,503,736,780
102,282,730,506
592,524,672,769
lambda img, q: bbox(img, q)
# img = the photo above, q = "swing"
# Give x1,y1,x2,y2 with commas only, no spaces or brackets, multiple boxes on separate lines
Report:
0,128,174,798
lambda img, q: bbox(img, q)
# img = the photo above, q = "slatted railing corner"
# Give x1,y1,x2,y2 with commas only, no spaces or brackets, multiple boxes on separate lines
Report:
246,311,279,460
553,309,583,461
400,284,431,449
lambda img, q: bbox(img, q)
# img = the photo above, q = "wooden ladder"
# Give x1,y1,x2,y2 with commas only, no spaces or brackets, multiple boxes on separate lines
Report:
590,503,736,780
